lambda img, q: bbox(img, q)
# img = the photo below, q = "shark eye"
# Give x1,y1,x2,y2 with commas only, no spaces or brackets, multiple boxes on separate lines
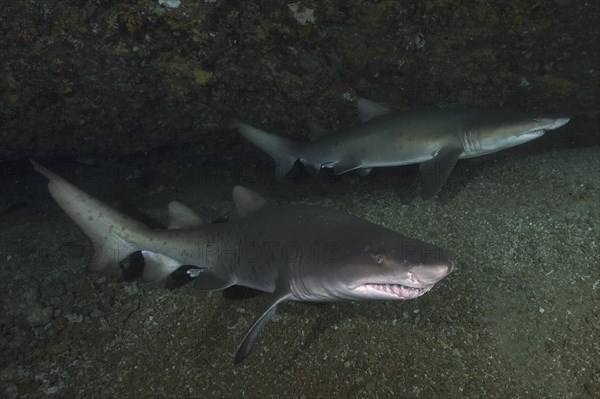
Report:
373,254,385,264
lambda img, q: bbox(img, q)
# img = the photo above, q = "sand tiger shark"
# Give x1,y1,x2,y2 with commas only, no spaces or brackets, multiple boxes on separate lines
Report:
32,160,453,363
229,99,570,199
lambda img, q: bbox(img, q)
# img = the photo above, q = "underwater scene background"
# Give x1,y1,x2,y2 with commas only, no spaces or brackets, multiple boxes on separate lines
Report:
1,1,598,398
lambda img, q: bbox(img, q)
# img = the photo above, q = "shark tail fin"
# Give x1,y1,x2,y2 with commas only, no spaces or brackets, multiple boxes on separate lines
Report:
228,120,300,179
31,159,151,273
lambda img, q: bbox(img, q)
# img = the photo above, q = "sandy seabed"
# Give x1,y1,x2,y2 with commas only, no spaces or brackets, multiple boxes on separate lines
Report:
1,145,598,398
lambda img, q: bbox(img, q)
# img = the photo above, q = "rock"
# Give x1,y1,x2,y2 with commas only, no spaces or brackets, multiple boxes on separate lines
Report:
26,306,53,327
47,343,70,356
3,383,18,399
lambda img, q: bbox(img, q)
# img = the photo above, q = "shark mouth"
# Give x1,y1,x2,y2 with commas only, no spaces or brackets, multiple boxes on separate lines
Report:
523,129,544,136
356,283,433,300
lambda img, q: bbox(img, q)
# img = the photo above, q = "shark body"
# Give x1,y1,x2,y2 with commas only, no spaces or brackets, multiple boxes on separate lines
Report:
230,99,570,199
32,160,453,363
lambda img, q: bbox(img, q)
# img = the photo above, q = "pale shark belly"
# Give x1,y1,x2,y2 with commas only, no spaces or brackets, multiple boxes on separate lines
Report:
345,135,441,168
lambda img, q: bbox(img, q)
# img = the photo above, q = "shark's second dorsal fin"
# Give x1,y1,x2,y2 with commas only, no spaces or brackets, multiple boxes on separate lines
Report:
167,201,204,229
233,186,267,218
356,98,393,122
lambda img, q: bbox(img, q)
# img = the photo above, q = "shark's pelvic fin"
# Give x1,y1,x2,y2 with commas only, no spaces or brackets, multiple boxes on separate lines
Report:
419,146,463,199
356,168,372,177
31,159,150,272
233,186,267,218
333,159,363,175
298,159,320,177
356,98,393,122
141,251,184,281
193,270,235,291
167,201,204,229
228,120,300,179
234,291,291,364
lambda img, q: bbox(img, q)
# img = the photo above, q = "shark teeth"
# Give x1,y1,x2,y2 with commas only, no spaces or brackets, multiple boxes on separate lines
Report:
365,283,430,299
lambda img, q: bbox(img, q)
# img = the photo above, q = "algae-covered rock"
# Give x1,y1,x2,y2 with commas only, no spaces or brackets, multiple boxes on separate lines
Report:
0,0,597,160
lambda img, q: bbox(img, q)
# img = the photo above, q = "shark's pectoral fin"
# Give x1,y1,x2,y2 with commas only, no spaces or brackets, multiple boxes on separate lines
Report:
419,146,462,199
235,291,291,364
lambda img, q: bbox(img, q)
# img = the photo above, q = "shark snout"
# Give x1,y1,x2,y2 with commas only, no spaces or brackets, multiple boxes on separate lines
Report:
551,117,570,130
409,262,454,286
533,116,570,131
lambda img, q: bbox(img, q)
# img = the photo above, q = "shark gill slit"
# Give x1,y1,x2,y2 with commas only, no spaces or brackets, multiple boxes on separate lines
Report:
462,129,477,155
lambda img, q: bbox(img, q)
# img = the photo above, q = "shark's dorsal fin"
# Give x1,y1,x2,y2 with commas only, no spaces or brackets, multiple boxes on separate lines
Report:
167,201,204,229
357,98,393,122
234,290,292,364
307,120,328,141
233,186,267,218
419,146,462,199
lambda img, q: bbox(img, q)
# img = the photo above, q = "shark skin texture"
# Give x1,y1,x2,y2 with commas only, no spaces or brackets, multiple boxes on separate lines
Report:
229,98,570,199
32,160,453,363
